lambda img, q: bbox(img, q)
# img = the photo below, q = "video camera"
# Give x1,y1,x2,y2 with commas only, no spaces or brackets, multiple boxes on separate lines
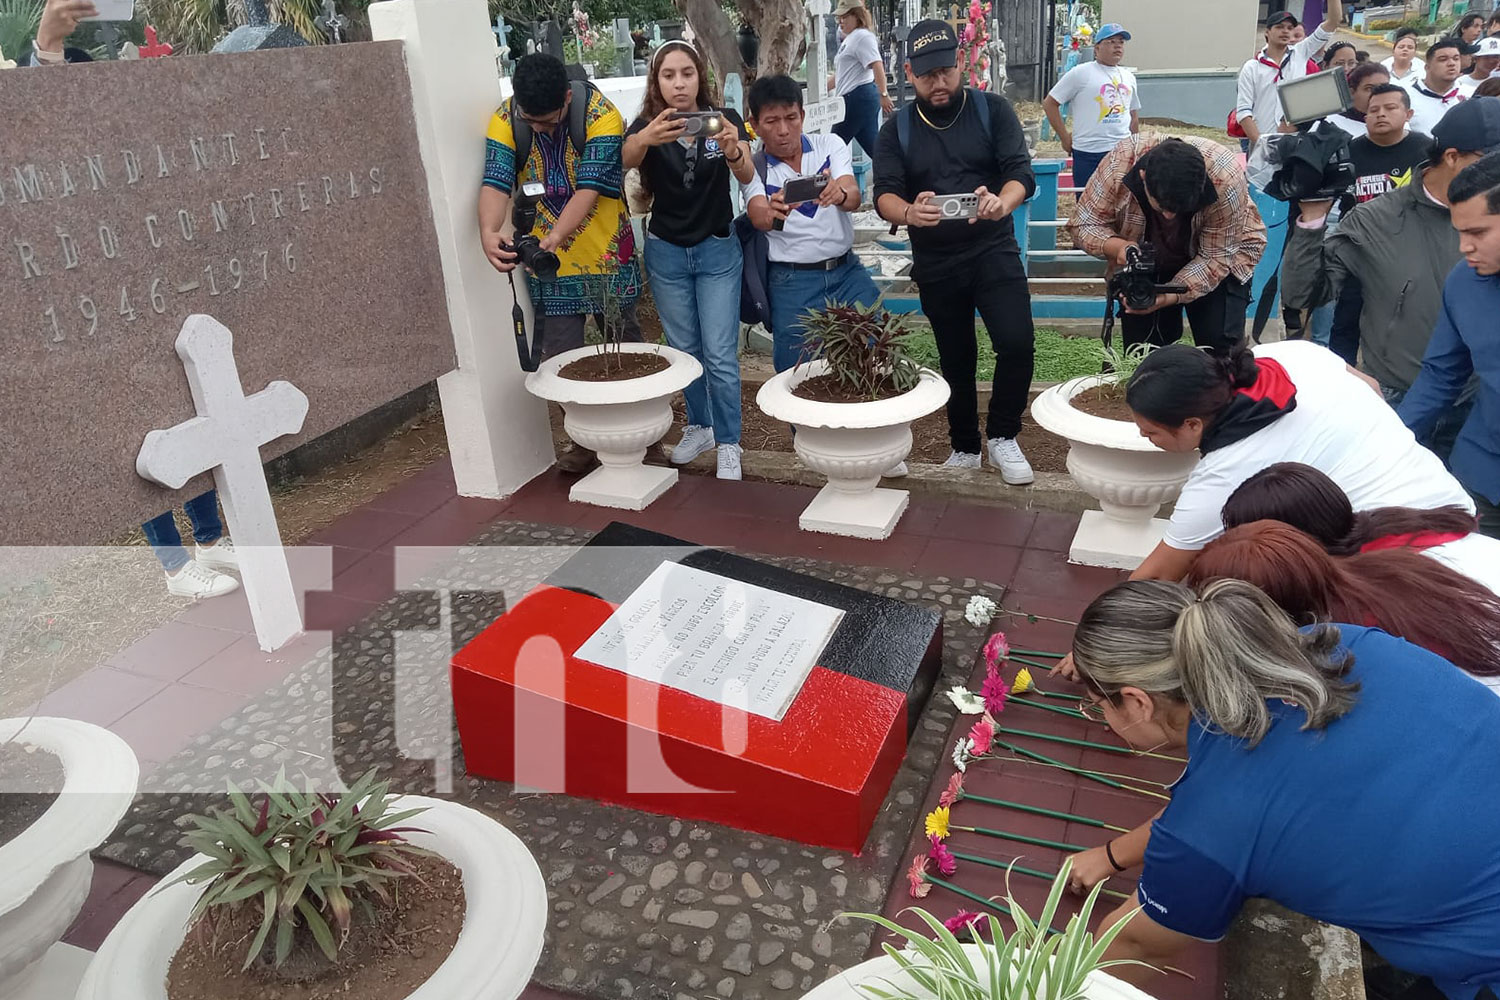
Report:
508,180,561,281
1259,69,1358,202
1100,244,1188,354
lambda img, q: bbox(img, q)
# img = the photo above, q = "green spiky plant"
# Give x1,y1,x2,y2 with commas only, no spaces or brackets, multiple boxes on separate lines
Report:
164,768,431,974
0,0,42,64
796,300,924,401
846,860,1151,1000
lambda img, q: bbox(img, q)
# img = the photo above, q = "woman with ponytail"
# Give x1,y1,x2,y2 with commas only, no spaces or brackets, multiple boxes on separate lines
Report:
1187,520,1500,693
1222,462,1500,595
1121,339,1472,582
1065,579,1500,996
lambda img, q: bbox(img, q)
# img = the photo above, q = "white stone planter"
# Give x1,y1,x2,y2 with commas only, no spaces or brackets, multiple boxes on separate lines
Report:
76,796,547,1000
526,343,703,510
1030,375,1199,569
0,717,140,999
756,362,951,539
800,943,1157,1000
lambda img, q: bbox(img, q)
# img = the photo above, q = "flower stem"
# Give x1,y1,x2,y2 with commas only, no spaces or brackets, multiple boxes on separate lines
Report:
948,851,1131,900
1008,655,1063,673
1031,689,1084,702
953,824,1086,852
1010,696,1089,721
958,791,1130,832
993,741,1171,800
924,874,1017,920
997,726,1187,763
1009,648,1065,659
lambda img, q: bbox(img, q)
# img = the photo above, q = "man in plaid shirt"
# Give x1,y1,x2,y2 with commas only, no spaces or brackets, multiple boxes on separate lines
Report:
1070,134,1267,350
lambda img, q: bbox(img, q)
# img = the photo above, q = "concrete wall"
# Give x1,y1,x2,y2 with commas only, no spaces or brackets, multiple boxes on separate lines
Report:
1102,0,1260,70
1135,69,1240,128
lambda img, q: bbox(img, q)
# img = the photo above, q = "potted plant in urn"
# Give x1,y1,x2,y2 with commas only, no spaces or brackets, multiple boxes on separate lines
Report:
0,716,139,998
804,861,1158,1000
76,768,547,1000
1029,342,1198,570
525,268,702,511
756,302,950,539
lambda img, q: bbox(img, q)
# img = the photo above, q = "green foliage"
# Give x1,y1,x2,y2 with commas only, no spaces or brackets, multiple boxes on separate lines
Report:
166,768,431,973
797,300,925,400
846,860,1150,1000
0,0,42,62
1099,340,1154,382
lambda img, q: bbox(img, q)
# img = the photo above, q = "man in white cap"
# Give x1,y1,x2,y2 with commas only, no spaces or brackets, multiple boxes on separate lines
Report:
1043,22,1140,191
1458,35,1500,98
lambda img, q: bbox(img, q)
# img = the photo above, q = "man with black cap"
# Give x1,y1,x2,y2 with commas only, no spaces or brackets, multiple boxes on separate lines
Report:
1235,0,1344,146
871,19,1038,482
1285,98,1500,459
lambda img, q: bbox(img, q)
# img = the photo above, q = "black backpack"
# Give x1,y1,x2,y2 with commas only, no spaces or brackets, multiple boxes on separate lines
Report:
895,87,992,159
733,151,773,326
510,80,591,168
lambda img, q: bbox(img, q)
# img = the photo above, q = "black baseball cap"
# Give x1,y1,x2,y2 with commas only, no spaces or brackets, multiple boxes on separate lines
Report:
907,19,958,76
1433,98,1500,154
1266,11,1300,28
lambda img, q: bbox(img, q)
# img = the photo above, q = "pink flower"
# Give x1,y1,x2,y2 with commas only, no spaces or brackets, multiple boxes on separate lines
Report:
938,772,965,809
928,834,957,876
981,672,1010,715
906,855,932,898
982,632,1010,674
968,717,994,757
943,910,985,936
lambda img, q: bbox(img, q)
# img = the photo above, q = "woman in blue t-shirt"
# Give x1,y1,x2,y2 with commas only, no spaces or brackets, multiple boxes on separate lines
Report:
1067,578,1500,998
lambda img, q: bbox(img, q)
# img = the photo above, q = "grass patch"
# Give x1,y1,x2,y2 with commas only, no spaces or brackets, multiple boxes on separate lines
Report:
905,326,1108,382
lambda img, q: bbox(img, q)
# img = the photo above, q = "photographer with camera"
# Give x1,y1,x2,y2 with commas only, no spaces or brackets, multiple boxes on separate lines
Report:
1071,135,1266,352
1283,99,1500,460
623,41,754,481
872,19,1037,481
481,53,644,471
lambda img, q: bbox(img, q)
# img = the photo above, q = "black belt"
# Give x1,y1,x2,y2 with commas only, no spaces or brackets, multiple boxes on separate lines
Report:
777,252,852,272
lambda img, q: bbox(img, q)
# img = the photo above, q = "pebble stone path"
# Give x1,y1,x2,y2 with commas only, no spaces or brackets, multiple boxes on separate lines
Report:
102,519,1003,1000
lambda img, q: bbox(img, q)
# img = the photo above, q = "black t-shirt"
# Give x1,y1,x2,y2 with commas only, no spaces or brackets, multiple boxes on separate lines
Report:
1347,132,1433,205
626,107,746,246
872,90,1036,282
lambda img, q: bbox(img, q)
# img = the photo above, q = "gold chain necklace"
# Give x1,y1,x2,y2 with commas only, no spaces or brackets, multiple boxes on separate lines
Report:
916,89,968,131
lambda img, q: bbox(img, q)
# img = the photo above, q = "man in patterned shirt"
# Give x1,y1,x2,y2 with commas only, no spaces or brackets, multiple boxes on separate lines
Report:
1070,134,1267,350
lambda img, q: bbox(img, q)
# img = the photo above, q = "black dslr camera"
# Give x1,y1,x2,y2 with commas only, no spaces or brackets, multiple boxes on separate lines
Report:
1111,244,1187,312
508,180,561,281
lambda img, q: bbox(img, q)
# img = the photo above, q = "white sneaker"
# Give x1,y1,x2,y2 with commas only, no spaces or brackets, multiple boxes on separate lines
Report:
717,443,743,480
884,461,909,478
942,451,982,470
987,437,1035,485
195,538,238,572
166,559,240,599
671,425,716,465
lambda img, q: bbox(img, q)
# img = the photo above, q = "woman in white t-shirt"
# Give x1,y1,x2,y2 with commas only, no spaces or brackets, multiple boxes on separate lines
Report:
1122,340,1474,583
830,0,893,161
1221,461,1500,597
1381,27,1425,87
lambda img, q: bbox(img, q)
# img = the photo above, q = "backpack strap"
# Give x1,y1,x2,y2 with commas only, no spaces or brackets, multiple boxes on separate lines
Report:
752,149,769,185
971,87,991,140
896,102,914,158
507,80,591,178
509,97,534,179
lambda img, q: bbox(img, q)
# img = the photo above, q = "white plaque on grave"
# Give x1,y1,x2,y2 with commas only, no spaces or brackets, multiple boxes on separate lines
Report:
803,96,846,134
574,562,844,721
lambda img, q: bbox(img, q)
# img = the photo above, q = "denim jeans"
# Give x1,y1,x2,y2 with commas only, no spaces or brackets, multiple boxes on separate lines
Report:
767,255,881,373
832,82,881,160
1329,275,1362,365
644,231,744,445
1307,299,1334,347
142,489,222,573
1070,148,1108,191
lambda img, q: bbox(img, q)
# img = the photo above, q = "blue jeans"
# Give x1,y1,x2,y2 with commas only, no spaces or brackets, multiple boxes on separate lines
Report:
1307,299,1334,347
832,82,881,160
768,255,881,373
1071,148,1108,191
142,489,223,573
644,231,744,445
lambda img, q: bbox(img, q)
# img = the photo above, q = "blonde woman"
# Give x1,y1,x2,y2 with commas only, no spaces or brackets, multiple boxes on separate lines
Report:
1065,578,1500,996
831,0,893,159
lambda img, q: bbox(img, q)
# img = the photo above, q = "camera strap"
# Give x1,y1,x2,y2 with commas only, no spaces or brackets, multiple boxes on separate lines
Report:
509,272,541,373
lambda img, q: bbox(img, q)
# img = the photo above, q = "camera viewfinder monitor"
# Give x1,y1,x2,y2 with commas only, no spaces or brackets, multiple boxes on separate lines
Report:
1278,68,1354,127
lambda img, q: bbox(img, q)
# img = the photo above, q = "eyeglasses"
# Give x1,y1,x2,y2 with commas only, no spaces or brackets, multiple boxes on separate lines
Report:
518,110,566,129
1079,697,1109,724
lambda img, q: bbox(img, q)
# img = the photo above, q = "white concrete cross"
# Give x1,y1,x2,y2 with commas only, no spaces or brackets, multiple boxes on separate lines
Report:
136,315,309,651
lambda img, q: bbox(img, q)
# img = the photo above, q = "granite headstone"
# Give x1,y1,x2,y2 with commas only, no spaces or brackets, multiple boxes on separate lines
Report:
0,43,455,544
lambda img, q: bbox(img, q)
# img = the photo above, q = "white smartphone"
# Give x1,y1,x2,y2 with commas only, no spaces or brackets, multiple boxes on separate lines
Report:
80,0,135,22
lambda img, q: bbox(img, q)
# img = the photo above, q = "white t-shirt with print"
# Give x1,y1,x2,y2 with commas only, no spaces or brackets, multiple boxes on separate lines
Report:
1047,61,1141,153
1165,341,1475,551
835,27,880,96
743,132,856,264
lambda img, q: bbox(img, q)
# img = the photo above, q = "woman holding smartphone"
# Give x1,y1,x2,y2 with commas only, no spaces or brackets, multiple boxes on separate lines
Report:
624,40,755,480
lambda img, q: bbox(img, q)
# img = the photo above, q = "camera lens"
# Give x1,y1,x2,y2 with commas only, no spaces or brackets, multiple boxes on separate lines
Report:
680,116,703,136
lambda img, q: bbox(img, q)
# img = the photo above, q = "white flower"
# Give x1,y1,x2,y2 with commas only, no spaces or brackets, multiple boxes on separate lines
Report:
951,737,974,773
964,595,997,628
945,685,986,715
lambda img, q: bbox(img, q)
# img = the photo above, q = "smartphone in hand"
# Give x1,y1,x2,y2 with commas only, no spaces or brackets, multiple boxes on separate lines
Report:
931,193,979,221
781,173,829,205
667,110,725,137
80,0,135,21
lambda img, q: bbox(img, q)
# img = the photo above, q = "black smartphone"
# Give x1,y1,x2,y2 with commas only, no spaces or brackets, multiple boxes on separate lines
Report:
781,173,829,205
667,110,725,137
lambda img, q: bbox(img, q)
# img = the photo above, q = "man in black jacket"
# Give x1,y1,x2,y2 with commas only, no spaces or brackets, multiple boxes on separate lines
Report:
872,20,1037,482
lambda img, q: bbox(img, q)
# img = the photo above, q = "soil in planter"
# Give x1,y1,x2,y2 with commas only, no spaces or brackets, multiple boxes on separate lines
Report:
790,374,909,404
1070,383,1136,422
558,351,672,382
0,742,65,849
167,852,465,1000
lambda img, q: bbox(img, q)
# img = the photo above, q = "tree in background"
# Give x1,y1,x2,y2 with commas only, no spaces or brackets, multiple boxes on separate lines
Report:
671,0,805,85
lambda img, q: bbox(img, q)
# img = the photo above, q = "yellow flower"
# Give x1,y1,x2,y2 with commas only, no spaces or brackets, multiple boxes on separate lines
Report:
924,806,951,839
1012,668,1034,695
